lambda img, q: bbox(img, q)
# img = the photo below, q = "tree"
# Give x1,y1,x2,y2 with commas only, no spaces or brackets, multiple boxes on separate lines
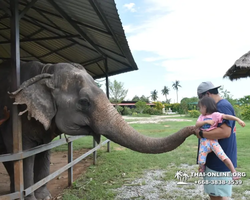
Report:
135,101,148,114
239,95,250,105
132,95,140,101
180,97,199,114
172,80,181,103
161,86,170,103
109,79,128,104
219,86,236,105
150,90,158,101
140,95,150,103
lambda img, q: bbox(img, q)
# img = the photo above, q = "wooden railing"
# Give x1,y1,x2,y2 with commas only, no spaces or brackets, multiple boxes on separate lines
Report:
0,136,110,200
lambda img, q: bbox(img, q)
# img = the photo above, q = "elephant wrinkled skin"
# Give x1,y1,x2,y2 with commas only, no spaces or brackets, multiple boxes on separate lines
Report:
0,61,198,200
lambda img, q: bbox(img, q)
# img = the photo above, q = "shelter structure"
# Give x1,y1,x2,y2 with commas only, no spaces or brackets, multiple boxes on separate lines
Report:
224,51,250,80
0,0,138,78
0,0,138,199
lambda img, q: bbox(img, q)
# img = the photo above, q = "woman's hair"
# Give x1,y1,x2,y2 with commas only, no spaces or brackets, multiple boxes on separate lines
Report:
198,96,217,114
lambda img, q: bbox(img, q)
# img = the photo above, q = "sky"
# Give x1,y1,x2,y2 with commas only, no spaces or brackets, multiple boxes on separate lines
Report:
99,0,250,103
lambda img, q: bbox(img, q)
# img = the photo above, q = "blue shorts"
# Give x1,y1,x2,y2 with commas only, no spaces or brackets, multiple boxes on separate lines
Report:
204,166,232,197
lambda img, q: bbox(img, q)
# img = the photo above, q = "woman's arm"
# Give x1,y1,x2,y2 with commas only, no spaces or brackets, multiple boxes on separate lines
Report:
222,114,245,127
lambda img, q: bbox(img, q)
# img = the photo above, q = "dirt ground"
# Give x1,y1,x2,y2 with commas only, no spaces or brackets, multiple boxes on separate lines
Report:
0,148,93,199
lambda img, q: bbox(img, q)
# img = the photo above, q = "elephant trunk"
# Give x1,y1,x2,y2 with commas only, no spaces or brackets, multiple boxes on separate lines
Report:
92,94,197,154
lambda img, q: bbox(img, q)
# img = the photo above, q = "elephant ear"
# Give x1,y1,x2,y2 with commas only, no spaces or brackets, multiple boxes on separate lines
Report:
8,74,56,130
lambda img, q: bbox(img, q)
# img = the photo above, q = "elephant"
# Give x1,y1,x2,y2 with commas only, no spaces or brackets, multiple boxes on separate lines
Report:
0,60,198,200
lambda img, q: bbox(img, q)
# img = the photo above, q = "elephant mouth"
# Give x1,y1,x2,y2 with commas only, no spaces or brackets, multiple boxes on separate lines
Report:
67,124,100,144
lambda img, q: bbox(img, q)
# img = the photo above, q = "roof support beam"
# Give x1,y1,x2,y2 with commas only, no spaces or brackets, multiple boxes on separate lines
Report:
96,62,106,74
81,56,104,66
47,0,105,57
88,0,125,55
18,2,112,36
26,27,43,38
0,35,81,44
19,0,38,19
38,43,75,59
10,1,24,198
106,55,132,68
104,58,109,99
0,31,41,61
22,16,98,54
0,0,11,16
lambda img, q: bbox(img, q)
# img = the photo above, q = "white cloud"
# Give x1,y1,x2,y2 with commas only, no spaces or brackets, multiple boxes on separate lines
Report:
125,0,250,81
123,3,136,12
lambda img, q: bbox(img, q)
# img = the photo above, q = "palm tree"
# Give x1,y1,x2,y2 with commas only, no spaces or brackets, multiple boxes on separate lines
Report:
161,86,170,103
150,90,158,101
172,80,181,103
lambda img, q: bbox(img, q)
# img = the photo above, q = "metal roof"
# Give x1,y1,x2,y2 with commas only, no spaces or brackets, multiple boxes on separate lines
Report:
0,0,138,79
224,50,250,80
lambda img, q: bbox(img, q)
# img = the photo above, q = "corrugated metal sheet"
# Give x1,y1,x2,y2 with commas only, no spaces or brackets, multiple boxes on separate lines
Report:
0,0,138,79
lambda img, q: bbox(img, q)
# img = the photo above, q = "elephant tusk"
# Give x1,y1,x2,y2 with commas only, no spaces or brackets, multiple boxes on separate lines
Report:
18,108,28,116
64,133,69,143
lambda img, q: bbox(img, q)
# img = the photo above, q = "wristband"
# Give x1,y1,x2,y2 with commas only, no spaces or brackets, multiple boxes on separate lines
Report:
199,130,204,138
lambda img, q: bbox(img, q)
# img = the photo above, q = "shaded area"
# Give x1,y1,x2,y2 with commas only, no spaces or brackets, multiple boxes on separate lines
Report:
0,0,138,79
0,148,93,199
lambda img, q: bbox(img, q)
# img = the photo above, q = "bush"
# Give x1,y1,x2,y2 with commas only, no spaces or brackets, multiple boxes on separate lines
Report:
144,107,162,115
115,105,123,114
122,107,132,115
188,110,200,118
135,101,149,114
154,101,164,110
171,103,180,113
241,105,250,120
233,105,242,118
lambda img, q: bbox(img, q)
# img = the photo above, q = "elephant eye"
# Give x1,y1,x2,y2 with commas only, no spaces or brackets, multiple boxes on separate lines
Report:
77,98,90,110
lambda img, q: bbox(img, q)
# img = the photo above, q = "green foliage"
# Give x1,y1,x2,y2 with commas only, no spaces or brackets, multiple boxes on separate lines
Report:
115,105,123,114
153,101,164,110
144,107,162,115
233,105,242,118
179,97,199,114
188,110,200,118
241,105,250,120
132,95,149,103
239,95,250,105
62,118,250,200
132,95,140,101
135,101,149,114
219,86,237,106
171,103,180,112
140,95,150,103
164,103,172,110
172,80,181,103
109,79,128,104
122,107,132,115
150,90,158,101
161,86,170,102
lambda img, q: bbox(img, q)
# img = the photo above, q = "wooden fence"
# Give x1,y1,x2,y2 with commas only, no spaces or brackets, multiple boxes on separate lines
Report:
0,136,110,200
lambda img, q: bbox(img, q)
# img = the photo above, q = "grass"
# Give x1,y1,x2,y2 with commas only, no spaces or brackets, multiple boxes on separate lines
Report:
56,116,250,200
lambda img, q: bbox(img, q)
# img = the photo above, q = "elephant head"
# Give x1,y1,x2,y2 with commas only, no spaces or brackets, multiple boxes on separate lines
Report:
9,62,197,153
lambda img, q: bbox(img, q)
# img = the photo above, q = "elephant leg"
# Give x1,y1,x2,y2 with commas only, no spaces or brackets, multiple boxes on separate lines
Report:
0,129,15,192
23,155,37,200
34,150,52,200
2,161,15,192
